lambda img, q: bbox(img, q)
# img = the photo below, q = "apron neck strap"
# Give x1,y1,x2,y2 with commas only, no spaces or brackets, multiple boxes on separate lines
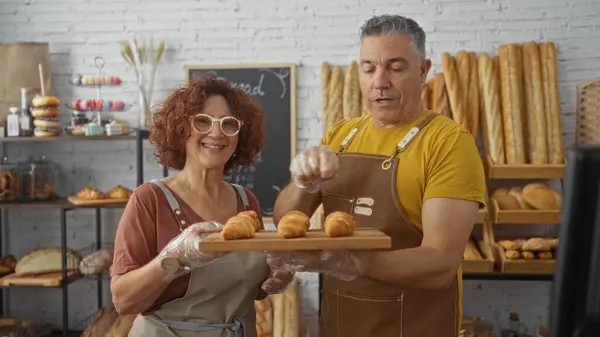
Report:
336,116,372,154
382,112,439,170
150,179,188,231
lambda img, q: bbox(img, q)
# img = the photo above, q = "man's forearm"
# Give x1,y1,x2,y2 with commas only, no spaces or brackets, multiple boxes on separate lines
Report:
362,246,460,290
273,182,322,224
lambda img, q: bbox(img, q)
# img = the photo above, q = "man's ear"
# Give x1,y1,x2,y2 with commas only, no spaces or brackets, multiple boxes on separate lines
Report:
421,58,432,83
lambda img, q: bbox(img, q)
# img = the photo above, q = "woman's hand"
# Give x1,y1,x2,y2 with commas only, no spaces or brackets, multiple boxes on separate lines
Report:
261,256,295,294
158,221,227,279
269,250,371,282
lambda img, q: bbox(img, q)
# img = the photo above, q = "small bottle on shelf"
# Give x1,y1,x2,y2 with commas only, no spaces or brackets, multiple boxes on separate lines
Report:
6,107,21,137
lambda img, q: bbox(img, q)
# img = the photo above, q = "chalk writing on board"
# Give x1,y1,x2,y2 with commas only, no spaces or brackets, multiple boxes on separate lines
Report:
200,68,289,99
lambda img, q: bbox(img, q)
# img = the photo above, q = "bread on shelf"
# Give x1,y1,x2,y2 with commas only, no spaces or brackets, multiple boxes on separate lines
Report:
15,247,82,276
76,186,106,200
79,247,113,275
277,211,310,239
106,185,132,199
497,237,558,261
490,183,562,211
463,239,483,260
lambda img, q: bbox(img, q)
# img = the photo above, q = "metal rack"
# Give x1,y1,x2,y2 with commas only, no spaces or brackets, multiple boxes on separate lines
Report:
0,132,143,336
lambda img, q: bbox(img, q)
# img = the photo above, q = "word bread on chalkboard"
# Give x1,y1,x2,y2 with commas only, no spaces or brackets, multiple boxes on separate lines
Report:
186,64,297,219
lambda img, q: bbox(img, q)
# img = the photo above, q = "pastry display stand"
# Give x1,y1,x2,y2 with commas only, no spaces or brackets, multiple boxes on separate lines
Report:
0,135,142,337
65,56,131,137
483,157,565,279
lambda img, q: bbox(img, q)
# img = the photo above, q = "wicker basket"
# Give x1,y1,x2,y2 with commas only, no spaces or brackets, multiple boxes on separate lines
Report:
576,77,600,144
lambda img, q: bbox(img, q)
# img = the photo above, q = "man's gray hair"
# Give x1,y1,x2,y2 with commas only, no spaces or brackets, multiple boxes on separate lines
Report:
359,14,427,59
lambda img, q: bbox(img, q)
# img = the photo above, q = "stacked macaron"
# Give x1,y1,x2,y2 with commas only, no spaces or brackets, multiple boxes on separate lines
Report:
70,75,122,86
32,95,61,137
71,99,125,112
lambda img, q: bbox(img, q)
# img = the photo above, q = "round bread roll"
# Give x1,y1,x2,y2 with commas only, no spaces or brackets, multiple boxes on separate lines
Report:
31,108,59,118
492,194,520,210
34,127,61,137
491,187,510,199
522,183,559,210
33,118,60,128
32,95,60,107
508,186,533,209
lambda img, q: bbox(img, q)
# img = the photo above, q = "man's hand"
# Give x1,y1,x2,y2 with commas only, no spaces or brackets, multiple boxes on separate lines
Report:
289,145,339,193
269,250,371,281
261,256,295,294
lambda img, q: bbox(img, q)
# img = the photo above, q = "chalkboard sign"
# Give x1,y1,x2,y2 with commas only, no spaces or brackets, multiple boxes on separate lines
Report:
185,64,297,220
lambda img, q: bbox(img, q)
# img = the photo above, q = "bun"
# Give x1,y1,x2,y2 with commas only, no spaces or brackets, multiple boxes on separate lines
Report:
76,186,106,200
32,95,60,107
522,237,551,251
277,211,310,239
522,183,561,210
324,211,355,237
31,108,59,118
34,128,60,137
221,213,257,240
106,185,132,199
33,118,60,128
238,210,261,230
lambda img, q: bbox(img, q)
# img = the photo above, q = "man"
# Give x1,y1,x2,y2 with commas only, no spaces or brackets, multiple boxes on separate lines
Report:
271,14,486,337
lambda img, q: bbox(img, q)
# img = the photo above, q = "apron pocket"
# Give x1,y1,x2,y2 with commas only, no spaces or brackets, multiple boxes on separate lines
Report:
322,192,355,216
323,287,404,337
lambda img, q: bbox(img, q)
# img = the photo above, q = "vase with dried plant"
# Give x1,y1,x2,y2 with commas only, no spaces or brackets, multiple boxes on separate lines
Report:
120,37,165,129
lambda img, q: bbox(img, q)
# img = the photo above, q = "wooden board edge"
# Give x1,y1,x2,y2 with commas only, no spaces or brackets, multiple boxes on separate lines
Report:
67,196,129,205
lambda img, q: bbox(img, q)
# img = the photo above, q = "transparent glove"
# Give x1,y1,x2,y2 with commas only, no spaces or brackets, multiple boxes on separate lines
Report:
269,250,370,282
289,145,339,193
261,255,296,294
157,221,226,280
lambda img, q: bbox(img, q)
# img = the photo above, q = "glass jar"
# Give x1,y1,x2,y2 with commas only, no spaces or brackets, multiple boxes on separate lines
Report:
0,157,21,203
20,156,56,201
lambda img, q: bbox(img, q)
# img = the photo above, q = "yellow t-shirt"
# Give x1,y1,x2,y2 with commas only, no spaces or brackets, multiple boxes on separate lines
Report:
320,111,487,330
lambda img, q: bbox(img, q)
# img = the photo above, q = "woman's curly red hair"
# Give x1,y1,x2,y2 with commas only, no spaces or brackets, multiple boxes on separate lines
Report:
149,76,264,172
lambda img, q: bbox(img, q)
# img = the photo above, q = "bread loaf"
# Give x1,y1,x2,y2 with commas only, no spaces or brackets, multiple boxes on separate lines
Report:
15,247,81,276
539,41,564,164
463,240,482,260
522,41,548,164
467,52,480,137
321,62,331,135
343,61,361,120
327,66,344,130
498,43,526,164
456,50,470,114
283,278,300,337
79,247,113,275
433,73,451,118
478,53,505,164
442,53,467,129
272,292,285,337
255,298,274,337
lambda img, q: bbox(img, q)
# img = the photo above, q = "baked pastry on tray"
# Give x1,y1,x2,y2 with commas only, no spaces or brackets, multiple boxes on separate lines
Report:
277,210,310,239
76,186,106,200
106,185,133,199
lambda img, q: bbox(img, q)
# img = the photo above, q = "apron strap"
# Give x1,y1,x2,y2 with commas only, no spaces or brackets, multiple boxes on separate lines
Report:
336,115,371,154
144,314,247,337
150,179,188,231
231,184,250,211
381,113,439,170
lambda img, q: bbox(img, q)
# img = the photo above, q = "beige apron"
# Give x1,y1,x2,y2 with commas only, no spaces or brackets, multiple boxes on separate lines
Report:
320,113,459,337
128,179,269,337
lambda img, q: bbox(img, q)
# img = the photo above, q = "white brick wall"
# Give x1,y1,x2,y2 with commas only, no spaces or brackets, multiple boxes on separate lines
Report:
1,0,599,335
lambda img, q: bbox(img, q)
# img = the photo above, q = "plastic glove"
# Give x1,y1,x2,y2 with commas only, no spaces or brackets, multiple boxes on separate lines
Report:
270,250,370,282
157,221,226,280
261,256,296,294
289,145,339,193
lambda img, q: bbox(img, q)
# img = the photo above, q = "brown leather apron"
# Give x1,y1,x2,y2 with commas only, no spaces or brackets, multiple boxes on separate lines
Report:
319,113,459,337
128,180,269,337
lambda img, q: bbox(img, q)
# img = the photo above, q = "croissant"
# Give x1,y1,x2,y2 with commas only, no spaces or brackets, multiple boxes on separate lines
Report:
221,214,257,240
238,210,261,230
277,211,310,239
324,211,355,237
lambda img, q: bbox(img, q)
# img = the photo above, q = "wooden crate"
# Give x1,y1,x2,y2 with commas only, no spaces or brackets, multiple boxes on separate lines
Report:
483,156,565,179
494,243,555,275
489,198,561,224
462,219,496,274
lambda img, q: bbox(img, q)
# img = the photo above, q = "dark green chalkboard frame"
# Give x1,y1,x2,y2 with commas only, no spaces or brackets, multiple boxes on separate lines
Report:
184,63,297,222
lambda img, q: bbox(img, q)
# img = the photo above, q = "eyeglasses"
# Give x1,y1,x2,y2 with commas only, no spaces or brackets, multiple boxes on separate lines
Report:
190,114,243,136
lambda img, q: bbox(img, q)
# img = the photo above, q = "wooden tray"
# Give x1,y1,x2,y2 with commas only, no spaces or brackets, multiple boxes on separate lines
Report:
462,240,495,274
68,196,129,205
483,156,565,179
490,199,561,224
198,227,391,252
494,244,555,275
0,270,80,287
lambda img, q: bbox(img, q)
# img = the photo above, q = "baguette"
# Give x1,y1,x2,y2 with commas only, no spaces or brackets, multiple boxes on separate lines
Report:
422,81,431,110
442,52,467,129
321,62,331,135
522,41,548,164
272,293,285,337
327,65,344,131
343,61,361,120
456,50,470,113
478,53,505,164
433,72,452,118
467,51,480,137
283,278,300,337
463,239,483,260
539,41,564,164
498,43,526,164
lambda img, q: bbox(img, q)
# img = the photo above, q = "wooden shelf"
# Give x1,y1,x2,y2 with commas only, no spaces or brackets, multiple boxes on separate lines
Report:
462,240,495,274
0,133,136,143
0,198,68,209
476,208,488,223
0,270,81,287
489,198,561,224
483,156,566,179
494,243,555,275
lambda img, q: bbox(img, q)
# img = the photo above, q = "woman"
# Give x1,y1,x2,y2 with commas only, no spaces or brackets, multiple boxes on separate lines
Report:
110,76,293,337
